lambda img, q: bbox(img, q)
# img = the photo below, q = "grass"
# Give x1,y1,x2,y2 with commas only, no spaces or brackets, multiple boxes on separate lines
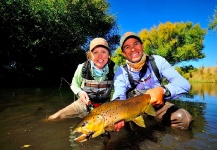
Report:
182,66,217,83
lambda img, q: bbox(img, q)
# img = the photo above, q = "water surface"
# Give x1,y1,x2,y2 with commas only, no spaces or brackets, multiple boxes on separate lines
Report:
0,83,217,150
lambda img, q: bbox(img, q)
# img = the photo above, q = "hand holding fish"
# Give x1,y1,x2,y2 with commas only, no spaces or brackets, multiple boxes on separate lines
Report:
114,86,164,132
78,90,90,105
145,86,164,107
72,94,156,142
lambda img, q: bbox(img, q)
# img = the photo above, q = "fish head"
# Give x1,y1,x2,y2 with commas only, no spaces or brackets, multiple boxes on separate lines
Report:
72,113,105,142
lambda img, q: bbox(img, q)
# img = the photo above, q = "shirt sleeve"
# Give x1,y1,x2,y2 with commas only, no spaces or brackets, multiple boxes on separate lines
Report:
70,63,84,95
112,66,131,100
153,55,191,99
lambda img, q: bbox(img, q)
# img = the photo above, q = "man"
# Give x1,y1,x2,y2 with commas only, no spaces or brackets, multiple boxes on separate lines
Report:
113,32,193,131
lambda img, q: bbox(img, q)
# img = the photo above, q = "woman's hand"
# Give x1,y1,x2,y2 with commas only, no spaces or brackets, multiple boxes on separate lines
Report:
145,86,164,107
78,91,90,105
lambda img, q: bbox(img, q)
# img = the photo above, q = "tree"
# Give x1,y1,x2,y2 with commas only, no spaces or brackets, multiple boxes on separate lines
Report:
139,22,206,65
208,6,217,31
111,47,126,66
112,22,206,66
0,0,119,86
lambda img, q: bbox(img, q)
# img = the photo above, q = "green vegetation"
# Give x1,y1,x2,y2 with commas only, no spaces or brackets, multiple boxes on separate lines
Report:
112,22,206,66
0,0,216,87
111,21,215,84
0,0,119,86
176,66,217,83
208,6,217,31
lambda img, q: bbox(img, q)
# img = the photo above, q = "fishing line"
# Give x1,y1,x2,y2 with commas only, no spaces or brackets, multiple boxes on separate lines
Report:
59,77,71,89
60,77,77,101
52,77,73,102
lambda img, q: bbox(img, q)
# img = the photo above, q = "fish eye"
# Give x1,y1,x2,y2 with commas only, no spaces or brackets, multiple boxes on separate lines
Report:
81,121,87,127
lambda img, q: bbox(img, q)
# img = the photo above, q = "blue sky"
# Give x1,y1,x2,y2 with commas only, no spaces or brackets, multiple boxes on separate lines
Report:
107,0,217,67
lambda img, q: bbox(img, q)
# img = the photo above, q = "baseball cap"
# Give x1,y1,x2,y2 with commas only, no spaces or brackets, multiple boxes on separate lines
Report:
89,38,109,51
120,32,142,49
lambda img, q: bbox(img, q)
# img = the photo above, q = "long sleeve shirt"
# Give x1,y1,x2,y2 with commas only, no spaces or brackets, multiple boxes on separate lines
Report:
70,63,84,95
70,62,118,95
112,55,191,100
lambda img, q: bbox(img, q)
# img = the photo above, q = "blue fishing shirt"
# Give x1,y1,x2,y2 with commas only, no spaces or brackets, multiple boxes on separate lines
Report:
112,55,191,100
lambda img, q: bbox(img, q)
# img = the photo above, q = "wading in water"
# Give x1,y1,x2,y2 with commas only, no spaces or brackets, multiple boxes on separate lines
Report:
48,38,116,120
113,32,193,131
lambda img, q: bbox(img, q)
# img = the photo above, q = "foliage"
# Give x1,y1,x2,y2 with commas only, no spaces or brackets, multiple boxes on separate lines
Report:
139,22,206,65
112,22,206,66
179,66,217,83
178,65,196,74
175,65,197,80
111,47,126,66
208,6,217,31
0,0,119,86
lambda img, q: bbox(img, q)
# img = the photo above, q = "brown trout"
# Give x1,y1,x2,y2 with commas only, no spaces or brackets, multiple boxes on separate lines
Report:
72,94,155,142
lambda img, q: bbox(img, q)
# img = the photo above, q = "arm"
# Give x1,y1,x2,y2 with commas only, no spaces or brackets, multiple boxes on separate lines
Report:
146,55,190,106
70,63,90,104
112,66,130,100
70,63,83,95
154,55,191,99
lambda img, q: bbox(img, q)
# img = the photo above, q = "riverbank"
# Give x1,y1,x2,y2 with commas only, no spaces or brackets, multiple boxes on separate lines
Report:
184,66,217,83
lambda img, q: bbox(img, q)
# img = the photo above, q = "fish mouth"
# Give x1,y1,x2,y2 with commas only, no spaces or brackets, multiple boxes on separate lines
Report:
73,131,94,142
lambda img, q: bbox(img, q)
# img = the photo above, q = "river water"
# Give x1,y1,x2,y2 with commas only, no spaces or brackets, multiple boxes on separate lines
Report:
0,83,217,150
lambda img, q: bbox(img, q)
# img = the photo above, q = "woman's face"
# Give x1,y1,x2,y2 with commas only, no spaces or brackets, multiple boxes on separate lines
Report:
90,46,110,69
122,38,143,63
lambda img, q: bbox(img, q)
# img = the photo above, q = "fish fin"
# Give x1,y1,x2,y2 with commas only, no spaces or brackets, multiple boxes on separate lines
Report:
132,115,146,128
92,128,105,138
129,122,135,131
145,103,156,116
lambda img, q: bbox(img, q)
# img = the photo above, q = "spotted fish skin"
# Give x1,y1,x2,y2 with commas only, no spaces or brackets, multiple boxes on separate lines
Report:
72,94,156,142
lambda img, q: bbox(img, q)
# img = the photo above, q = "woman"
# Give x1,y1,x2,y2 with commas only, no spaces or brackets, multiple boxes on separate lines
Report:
48,38,116,120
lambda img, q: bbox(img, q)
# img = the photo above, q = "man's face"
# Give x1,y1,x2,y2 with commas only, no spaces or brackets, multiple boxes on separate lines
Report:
122,38,143,63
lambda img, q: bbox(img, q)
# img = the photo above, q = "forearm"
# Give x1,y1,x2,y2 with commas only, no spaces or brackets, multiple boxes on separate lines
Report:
70,84,82,95
165,76,190,99
155,55,191,99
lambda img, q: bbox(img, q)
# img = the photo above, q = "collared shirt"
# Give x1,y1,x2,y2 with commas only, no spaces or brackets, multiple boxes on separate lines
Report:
112,55,191,100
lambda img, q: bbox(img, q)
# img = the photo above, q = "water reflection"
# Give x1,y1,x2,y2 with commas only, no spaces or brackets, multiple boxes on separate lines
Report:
0,83,217,150
169,99,206,133
190,83,217,97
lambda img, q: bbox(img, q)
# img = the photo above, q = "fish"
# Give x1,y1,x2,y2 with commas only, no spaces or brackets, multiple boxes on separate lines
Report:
72,94,156,142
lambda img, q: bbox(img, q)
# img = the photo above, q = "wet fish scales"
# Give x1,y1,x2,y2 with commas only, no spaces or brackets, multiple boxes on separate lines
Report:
72,94,155,142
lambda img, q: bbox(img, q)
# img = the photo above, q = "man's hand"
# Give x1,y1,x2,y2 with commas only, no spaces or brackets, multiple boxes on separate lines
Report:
78,91,90,105
114,121,125,132
145,86,164,107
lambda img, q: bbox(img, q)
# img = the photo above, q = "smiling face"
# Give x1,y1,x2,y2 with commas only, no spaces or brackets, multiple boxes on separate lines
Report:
90,46,110,69
122,38,144,63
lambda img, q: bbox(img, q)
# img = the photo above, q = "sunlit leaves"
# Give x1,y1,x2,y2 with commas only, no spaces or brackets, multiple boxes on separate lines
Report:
111,47,126,66
208,6,217,31
139,22,206,65
112,22,206,66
